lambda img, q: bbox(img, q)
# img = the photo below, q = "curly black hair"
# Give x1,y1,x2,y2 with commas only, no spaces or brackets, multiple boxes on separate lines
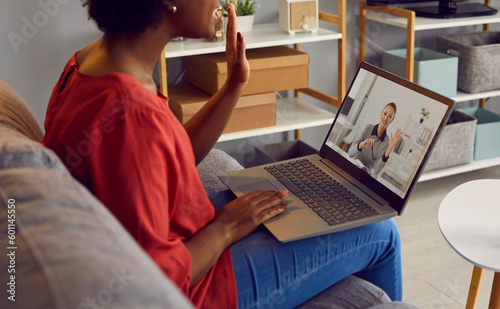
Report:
83,0,175,33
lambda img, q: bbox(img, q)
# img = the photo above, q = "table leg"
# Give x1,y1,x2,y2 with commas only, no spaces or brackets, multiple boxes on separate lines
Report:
489,272,500,309
466,266,484,309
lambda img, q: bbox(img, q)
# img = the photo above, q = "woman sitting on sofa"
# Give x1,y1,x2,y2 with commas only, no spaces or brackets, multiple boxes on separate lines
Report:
42,0,403,308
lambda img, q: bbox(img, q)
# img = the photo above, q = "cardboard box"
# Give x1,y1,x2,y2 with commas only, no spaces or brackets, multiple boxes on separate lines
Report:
186,46,309,96
382,47,458,97
460,107,500,161
255,140,318,166
168,84,276,134
423,109,476,172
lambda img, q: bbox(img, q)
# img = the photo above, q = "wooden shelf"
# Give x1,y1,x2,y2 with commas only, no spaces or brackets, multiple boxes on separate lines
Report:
218,98,335,142
365,4,500,31
164,23,342,58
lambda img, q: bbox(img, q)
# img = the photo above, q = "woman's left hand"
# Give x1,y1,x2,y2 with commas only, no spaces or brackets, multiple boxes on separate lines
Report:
225,3,250,88
387,128,403,156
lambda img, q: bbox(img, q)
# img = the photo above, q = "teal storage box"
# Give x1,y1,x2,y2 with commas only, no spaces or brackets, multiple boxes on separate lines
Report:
382,47,458,97
460,107,500,161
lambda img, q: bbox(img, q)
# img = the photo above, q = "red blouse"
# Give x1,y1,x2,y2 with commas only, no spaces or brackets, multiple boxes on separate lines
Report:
42,54,237,309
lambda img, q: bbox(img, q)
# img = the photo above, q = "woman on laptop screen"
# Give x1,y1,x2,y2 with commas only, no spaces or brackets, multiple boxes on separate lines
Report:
348,103,403,175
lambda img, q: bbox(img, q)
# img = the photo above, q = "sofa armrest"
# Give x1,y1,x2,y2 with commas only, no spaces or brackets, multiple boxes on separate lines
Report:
0,165,194,309
0,81,44,142
197,149,243,195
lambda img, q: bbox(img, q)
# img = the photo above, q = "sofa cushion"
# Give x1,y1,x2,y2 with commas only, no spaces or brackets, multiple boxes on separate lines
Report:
0,167,193,309
0,80,44,142
0,126,65,171
296,275,390,309
296,275,417,309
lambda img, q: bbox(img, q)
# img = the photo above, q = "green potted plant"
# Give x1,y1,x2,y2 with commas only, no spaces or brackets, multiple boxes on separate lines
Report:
220,0,260,33
420,108,430,123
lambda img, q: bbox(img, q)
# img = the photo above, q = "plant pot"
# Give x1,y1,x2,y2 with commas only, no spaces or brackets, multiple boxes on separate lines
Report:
224,15,255,33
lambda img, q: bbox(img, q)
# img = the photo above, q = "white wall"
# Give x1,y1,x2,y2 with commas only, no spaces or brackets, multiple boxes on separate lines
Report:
0,0,101,128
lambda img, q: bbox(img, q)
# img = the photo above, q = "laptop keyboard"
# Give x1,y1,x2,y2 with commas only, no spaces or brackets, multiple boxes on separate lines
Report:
264,159,379,226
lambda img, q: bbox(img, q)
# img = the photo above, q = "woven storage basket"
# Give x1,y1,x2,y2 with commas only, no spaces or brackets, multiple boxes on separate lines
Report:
423,109,476,172
437,31,500,93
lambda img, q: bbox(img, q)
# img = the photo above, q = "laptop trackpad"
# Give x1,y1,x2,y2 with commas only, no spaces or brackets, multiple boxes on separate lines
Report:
237,180,279,194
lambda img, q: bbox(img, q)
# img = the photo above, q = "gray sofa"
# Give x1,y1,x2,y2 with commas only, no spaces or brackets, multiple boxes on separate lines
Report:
0,80,414,309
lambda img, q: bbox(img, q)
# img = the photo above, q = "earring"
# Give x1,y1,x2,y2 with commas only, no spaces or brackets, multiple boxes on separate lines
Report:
171,5,177,13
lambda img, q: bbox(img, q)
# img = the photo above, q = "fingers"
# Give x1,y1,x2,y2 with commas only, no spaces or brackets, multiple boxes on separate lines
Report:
226,3,237,55
257,204,286,222
241,189,289,219
240,189,279,200
217,188,289,244
250,189,289,207
241,189,288,207
241,188,288,199
364,138,375,148
253,190,288,222
236,31,246,62
392,129,403,140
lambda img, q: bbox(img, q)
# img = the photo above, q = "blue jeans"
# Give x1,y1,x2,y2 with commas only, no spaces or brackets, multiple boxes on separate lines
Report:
210,190,402,309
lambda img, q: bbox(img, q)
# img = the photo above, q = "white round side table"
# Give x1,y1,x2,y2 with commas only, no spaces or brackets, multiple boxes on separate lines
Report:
438,179,500,309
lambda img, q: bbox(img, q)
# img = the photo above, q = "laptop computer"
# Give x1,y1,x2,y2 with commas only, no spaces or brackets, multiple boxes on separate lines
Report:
219,62,454,243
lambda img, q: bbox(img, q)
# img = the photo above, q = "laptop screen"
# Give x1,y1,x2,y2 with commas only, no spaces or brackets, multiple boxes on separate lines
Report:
321,63,453,210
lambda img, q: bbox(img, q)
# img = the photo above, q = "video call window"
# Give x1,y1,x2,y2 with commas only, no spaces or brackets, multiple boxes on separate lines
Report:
326,69,448,198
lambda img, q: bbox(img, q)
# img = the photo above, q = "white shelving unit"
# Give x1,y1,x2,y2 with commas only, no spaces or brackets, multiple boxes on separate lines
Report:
452,89,500,103
365,4,500,31
359,1,500,181
420,157,500,182
163,23,343,142
164,23,342,58
362,3,500,102
159,1,347,143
